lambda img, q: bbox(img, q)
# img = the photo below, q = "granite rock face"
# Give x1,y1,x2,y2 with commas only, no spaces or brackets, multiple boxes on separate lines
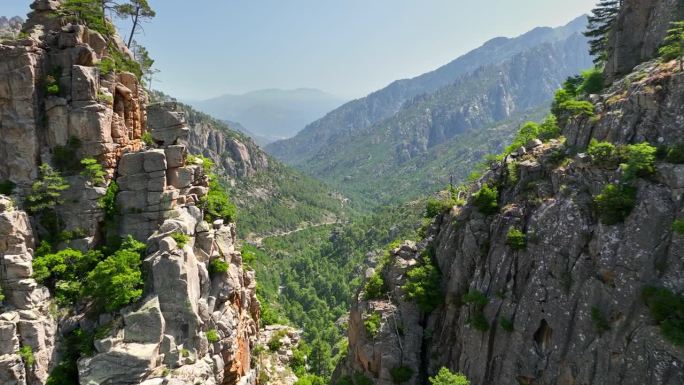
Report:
0,196,57,385
604,0,683,81
0,3,260,384
337,2,684,384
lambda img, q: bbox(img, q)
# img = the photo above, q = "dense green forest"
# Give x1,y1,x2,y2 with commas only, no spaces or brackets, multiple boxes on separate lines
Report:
245,201,424,382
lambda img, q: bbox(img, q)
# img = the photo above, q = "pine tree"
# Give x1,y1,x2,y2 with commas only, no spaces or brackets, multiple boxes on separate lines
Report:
114,0,156,48
584,0,621,65
26,164,69,214
659,21,684,71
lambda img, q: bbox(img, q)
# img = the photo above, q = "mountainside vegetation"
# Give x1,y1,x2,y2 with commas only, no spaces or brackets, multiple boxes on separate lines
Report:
270,29,591,209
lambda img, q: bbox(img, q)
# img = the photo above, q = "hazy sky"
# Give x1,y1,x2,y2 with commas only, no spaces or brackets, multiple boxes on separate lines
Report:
2,0,597,100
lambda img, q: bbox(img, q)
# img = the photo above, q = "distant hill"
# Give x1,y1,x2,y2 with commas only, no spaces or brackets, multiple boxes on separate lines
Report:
266,16,592,208
188,88,345,142
266,16,588,166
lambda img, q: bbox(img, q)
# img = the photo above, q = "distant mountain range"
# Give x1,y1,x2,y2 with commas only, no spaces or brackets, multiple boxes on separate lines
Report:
188,88,345,144
265,16,593,208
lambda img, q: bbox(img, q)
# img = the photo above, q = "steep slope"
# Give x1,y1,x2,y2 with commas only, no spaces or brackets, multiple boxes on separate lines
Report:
190,88,345,142
266,16,587,165
153,95,348,240
336,2,684,384
0,3,258,385
296,32,592,208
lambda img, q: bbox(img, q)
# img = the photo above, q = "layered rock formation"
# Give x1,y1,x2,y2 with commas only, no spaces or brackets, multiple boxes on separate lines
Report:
0,2,259,384
337,2,684,385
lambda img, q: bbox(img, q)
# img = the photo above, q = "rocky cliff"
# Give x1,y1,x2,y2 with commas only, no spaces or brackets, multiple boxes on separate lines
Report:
337,3,684,385
0,2,259,384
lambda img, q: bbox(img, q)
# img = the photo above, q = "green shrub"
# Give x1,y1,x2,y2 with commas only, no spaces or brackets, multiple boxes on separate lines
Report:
472,184,498,215
463,289,489,331
499,317,514,332
337,375,353,385
579,67,605,94
294,374,326,385
620,142,657,180
141,131,154,146
18,345,35,367
673,219,684,235
96,91,113,105
587,139,617,166
403,258,442,312
206,329,219,343
595,184,637,225
80,158,106,185
665,144,684,163
33,247,102,305
45,75,60,96
425,196,458,218
505,121,541,154
506,162,519,186
0,180,16,195
642,286,684,346
353,373,374,385
170,232,189,248
558,100,595,118
506,228,526,250
97,56,116,75
60,0,116,36
390,366,414,384
658,21,684,66
208,258,229,275
538,114,561,141
52,137,83,173
0,286,4,303
364,312,382,338
268,329,288,351
590,306,610,333
364,271,385,300
462,290,488,307
429,367,470,385
99,182,119,220
26,164,69,214
85,236,145,312
202,177,237,222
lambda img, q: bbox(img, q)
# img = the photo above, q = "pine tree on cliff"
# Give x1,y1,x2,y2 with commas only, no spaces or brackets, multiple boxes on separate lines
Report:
584,0,621,65
113,0,156,48
659,21,684,71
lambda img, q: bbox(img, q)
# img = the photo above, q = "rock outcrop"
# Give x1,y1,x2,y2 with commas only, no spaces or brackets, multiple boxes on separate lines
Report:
337,2,684,385
604,0,683,81
0,197,56,385
0,2,260,385
256,325,301,385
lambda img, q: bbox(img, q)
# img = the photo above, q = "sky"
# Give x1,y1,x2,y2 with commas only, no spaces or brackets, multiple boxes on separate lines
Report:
2,0,597,100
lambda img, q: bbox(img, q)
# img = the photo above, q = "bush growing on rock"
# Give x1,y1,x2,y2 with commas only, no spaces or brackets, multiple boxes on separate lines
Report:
390,366,414,384
0,180,16,195
80,158,106,185
268,329,288,351
403,256,442,312
170,231,189,248
673,219,684,235
208,258,229,275
506,227,526,250
141,131,154,146
18,345,35,367
588,139,617,166
364,271,386,300
472,184,498,215
85,235,145,312
659,21,684,70
429,367,470,385
642,286,684,346
595,184,637,225
363,312,382,338
664,144,684,163
353,373,374,385
620,142,657,180
202,176,237,223
578,67,605,94
33,247,103,305
591,306,610,333
26,164,69,214
206,329,219,343
463,289,489,331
